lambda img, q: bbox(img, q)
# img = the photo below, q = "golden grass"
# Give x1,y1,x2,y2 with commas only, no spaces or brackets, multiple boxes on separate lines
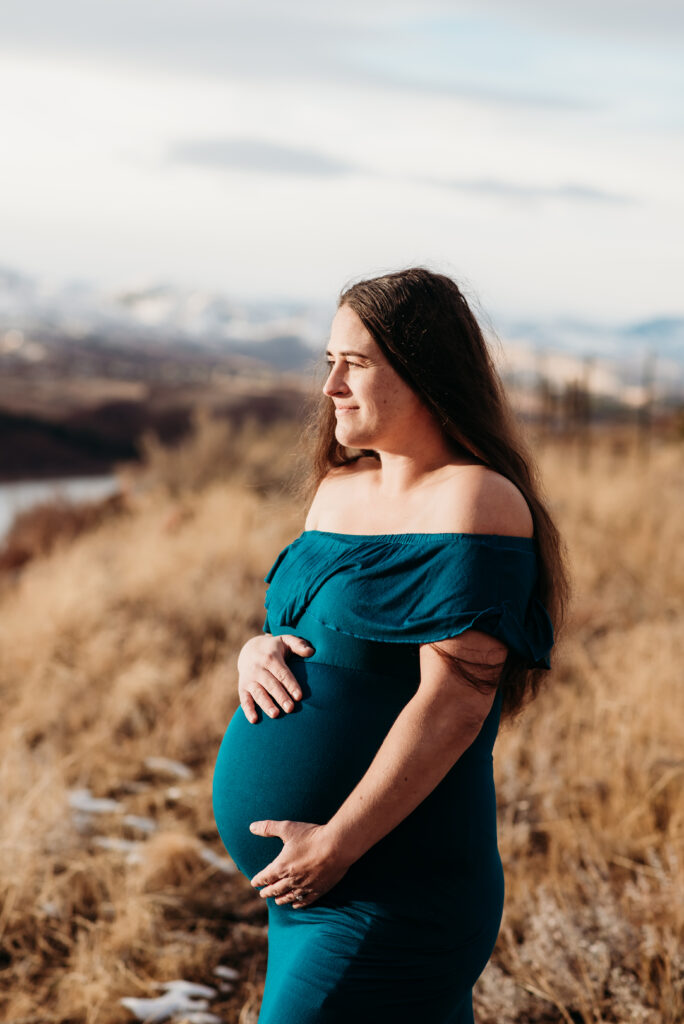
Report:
0,422,681,1023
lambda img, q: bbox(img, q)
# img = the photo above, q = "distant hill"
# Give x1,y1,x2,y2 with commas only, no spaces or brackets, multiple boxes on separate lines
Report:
1,264,682,393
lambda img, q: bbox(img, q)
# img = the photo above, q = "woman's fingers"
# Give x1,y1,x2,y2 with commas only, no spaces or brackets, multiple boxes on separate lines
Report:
280,635,315,659
237,633,315,723
257,879,315,906
260,880,306,901
259,669,301,711
240,671,303,722
275,889,314,907
257,879,290,899
265,651,304,702
248,682,286,719
240,690,258,725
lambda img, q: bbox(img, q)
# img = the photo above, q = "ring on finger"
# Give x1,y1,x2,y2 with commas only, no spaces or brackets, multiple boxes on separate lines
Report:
275,892,301,905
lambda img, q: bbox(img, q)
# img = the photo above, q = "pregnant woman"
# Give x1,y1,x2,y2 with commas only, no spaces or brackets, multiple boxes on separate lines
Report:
212,266,569,1023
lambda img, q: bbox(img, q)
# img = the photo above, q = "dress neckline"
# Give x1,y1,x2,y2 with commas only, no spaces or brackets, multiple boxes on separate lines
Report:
301,529,536,545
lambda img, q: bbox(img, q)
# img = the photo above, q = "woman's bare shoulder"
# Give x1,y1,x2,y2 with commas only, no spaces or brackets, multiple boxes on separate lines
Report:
443,465,534,538
304,456,377,530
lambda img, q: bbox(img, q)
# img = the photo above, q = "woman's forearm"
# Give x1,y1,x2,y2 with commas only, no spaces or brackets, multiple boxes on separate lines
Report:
323,693,487,866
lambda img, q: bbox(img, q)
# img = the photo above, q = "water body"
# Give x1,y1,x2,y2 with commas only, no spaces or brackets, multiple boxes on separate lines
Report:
0,475,120,540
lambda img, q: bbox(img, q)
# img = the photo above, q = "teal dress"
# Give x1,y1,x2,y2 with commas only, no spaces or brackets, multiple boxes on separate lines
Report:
212,530,554,1023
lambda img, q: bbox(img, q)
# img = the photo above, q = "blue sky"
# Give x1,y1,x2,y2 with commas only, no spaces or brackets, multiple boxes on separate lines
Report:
1,0,682,321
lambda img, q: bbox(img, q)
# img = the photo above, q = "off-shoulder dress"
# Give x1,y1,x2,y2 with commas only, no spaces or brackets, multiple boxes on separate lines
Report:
212,529,554,1023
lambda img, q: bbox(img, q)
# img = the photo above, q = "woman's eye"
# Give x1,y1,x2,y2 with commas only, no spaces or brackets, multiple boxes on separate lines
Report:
326,360,360,367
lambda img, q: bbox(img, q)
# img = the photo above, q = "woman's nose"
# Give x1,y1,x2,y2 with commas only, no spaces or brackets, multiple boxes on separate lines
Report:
322,364,350,397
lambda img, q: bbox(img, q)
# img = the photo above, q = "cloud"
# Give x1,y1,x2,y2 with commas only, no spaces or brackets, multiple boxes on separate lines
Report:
167,138,362,177
465,0,684,45
349,66,596,110
430,177,635,204
0,2,370,86
0,0,640,113
165,139,632,207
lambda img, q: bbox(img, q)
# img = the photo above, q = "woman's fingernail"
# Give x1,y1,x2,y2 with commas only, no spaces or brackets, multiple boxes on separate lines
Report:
292,690,302,700
283,700,293,711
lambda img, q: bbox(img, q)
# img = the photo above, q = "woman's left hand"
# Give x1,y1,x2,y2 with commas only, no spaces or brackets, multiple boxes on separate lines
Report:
248,819,350,908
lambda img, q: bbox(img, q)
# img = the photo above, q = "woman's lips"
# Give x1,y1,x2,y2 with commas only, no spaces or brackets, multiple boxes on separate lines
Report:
335,407,358,414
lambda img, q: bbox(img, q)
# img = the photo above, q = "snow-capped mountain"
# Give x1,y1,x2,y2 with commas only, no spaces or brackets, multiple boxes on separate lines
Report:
0,264,682,398
489,314,684,400
0,265,332,353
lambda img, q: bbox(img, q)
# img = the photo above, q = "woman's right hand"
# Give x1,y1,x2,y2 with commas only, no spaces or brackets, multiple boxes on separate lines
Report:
237,634,315,724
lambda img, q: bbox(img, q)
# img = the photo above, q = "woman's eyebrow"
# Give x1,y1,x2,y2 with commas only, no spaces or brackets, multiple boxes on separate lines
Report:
324,349,370,359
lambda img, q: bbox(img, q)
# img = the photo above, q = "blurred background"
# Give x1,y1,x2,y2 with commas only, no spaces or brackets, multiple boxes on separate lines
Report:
0,3,682,1023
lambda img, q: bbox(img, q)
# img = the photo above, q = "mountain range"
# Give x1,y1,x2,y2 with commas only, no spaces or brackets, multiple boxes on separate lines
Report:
1,264,682,400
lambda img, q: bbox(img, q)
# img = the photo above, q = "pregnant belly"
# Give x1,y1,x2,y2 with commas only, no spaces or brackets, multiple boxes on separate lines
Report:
212,656,417,880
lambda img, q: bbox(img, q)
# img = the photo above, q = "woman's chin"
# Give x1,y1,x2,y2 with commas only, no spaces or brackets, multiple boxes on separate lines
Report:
336,425,369,446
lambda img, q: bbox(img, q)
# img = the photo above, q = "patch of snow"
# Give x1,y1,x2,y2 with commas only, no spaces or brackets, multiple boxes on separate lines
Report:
213,965,239,981
153,980,217,998
121,993,207,1023
93,836,143,864
123,814,158,833
68,787,123,813
144,756,193,780
39,901,60,917
121,980,218,1023
200,848,237,874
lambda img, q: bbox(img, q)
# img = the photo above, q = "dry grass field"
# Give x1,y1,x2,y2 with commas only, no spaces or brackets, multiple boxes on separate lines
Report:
0,415,681,1023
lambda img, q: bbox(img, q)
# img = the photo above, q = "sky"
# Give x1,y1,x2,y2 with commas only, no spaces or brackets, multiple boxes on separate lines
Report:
1,0,683,323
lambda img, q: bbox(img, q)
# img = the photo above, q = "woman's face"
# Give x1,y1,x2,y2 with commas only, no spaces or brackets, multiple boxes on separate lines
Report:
323,304,430,452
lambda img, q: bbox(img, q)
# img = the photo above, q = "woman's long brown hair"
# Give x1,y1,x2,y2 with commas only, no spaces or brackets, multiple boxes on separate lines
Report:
289,266,572,719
